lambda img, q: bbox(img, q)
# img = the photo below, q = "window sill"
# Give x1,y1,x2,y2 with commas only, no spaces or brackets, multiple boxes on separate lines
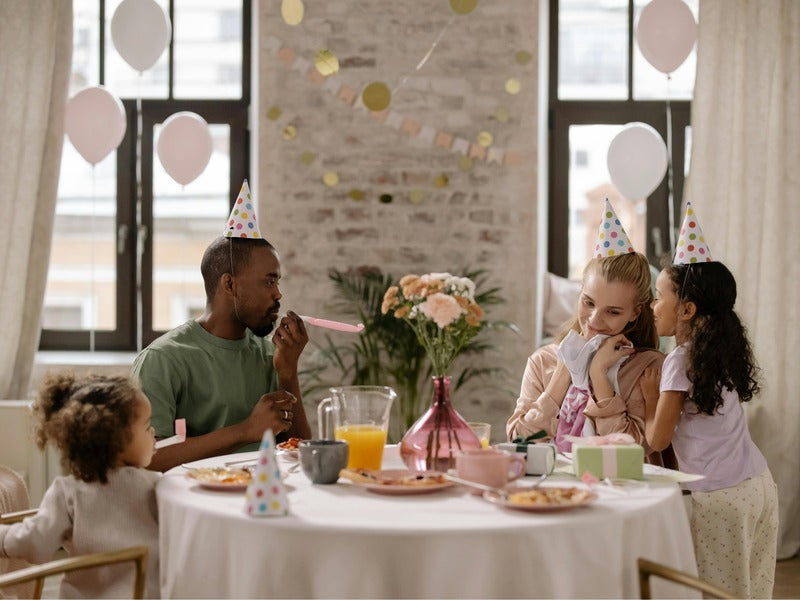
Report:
35,351,138,367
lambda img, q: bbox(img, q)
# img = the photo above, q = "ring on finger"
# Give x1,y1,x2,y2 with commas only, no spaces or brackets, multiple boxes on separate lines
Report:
283,409,290,420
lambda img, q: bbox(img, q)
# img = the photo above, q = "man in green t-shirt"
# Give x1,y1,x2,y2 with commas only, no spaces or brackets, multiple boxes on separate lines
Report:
132,236,311,472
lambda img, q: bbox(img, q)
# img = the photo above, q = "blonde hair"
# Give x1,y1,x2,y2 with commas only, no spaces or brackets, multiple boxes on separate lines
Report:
557,252,658,349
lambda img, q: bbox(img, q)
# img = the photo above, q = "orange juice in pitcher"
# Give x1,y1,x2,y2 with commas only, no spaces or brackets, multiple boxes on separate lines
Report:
335,424,387,470
318,386,396,471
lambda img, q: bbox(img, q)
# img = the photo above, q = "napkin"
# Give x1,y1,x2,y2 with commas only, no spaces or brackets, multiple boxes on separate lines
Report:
557,330,628,395
244,429,290,517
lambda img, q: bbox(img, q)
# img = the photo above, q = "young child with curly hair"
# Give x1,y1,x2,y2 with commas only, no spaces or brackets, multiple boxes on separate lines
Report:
641,259,778,599
0,373,160,598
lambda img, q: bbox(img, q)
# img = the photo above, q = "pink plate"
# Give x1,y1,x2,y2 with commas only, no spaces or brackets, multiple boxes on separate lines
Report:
482,486,597,512
185,467,287,492
347,469,456,495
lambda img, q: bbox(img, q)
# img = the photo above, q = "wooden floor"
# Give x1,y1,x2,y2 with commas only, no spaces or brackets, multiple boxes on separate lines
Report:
775,552,800,599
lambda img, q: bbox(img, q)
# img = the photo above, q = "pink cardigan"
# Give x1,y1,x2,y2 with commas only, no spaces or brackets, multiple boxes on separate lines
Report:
506,344,667,464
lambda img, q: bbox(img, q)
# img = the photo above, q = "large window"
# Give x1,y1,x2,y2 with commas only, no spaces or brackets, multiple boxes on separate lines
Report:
41,0,250,351
549,0,696,277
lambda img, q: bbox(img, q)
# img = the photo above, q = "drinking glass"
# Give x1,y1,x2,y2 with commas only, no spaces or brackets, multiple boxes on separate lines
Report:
467,422,491,448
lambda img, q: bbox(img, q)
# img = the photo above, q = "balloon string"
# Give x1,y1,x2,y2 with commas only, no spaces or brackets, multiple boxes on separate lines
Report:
393,15,456,95
136,92,144,352
665,74,675,252
90,167,96,353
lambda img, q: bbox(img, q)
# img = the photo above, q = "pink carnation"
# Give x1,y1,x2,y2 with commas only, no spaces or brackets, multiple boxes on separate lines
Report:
418,293,463,329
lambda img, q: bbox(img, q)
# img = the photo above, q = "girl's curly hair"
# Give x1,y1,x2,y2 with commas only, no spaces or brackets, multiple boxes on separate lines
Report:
33,372,141,483
663,261,760,415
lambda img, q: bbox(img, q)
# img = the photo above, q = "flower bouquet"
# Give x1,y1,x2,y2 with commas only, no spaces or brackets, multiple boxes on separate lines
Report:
382,272,485,470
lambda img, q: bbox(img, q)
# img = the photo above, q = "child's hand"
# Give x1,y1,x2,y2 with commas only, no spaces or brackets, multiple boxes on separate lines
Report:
639,367,661,403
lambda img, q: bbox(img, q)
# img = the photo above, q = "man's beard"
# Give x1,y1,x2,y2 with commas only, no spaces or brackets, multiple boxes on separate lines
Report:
249,321,275,338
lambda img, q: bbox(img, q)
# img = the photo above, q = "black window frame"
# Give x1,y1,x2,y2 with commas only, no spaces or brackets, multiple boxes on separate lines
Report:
40,0,251,351
548,0,691,276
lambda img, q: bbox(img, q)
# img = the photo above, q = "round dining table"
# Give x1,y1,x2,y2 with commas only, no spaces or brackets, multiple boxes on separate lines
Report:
156,445,699,599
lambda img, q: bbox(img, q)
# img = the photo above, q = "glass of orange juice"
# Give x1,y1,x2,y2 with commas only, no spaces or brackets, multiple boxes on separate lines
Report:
467,422,491,448
317,386,396,470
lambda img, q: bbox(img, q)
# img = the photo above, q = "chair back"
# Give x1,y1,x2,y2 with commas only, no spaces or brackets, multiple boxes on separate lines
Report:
638,558,737,599
0,466,34,599
0,546,148,600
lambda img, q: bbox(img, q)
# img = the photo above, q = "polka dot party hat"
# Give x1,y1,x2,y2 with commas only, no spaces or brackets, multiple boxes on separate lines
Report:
243,429,290,517
223,179,262,238
594,199,635,258
673,202,713,264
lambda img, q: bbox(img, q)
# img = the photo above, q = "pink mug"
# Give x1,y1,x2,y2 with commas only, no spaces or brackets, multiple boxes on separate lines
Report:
455,449,526,493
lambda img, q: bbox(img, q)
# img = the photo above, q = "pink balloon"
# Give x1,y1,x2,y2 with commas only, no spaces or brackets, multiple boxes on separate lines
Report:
636,0,697,74
607,123,668,200
156,112,213,186
65,86,127,165
111,0,171,73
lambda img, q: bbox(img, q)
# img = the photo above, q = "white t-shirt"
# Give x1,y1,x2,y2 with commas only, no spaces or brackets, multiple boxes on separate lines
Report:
661,344,767,492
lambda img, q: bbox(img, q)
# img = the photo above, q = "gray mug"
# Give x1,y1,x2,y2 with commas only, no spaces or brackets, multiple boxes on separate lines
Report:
299,440,349,484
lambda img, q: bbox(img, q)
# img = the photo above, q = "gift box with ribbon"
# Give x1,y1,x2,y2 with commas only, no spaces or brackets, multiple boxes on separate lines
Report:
495,431,555,475
572,441,644,480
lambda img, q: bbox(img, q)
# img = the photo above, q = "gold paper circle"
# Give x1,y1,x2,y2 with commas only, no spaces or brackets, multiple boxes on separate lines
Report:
266,106,283,121
315,49,340,77
434,174,449,188
281,0,304,26
348,189,365,201
323,171,339,187
409,190,424,204
449,0,478,15
515,50,532,65
300,151,316,165
362,82,392,112
458,156,473,171
477,131,493,148
495,106,511,123
505,78,521,95
282,124,297,140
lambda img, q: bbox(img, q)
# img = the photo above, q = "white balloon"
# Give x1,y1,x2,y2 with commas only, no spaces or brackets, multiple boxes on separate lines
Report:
156,112,213,186
607,123,668,200
111,0,171,73
65,86,127,166
636,0,696,74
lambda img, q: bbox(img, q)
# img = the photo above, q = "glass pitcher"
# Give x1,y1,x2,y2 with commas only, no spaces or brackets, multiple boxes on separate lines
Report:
317,386,396,470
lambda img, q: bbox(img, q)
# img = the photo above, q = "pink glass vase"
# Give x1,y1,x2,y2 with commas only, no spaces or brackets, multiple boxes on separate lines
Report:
400,375,481,471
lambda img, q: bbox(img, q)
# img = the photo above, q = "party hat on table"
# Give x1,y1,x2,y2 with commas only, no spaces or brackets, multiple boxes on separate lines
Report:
674,202,712,264
243,429,290,517
223,179,262,239
593,199,635,258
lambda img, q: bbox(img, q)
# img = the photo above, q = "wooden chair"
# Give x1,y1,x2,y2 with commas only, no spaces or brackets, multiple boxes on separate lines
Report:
638,558,737,599
0,546,148,600
0,509,38,525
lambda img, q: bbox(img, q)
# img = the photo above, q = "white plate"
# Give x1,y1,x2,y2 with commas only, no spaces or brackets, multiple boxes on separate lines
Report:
345,469,456,495
483,486,597,512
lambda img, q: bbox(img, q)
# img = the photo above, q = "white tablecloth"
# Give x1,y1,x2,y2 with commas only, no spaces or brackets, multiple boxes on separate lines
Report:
157,446,699,599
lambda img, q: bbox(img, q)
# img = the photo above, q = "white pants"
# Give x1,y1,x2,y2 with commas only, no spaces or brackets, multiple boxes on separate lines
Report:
687,469,779,599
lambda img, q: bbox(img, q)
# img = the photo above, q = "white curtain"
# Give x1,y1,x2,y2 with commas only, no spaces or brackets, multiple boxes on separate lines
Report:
0,1,72,400
686,0,800,559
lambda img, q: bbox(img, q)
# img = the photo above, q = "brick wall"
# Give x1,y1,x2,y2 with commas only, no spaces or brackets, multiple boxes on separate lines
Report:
257,0,542,441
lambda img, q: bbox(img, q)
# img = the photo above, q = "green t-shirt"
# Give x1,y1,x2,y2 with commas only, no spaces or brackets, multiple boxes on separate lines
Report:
131,320,278,452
